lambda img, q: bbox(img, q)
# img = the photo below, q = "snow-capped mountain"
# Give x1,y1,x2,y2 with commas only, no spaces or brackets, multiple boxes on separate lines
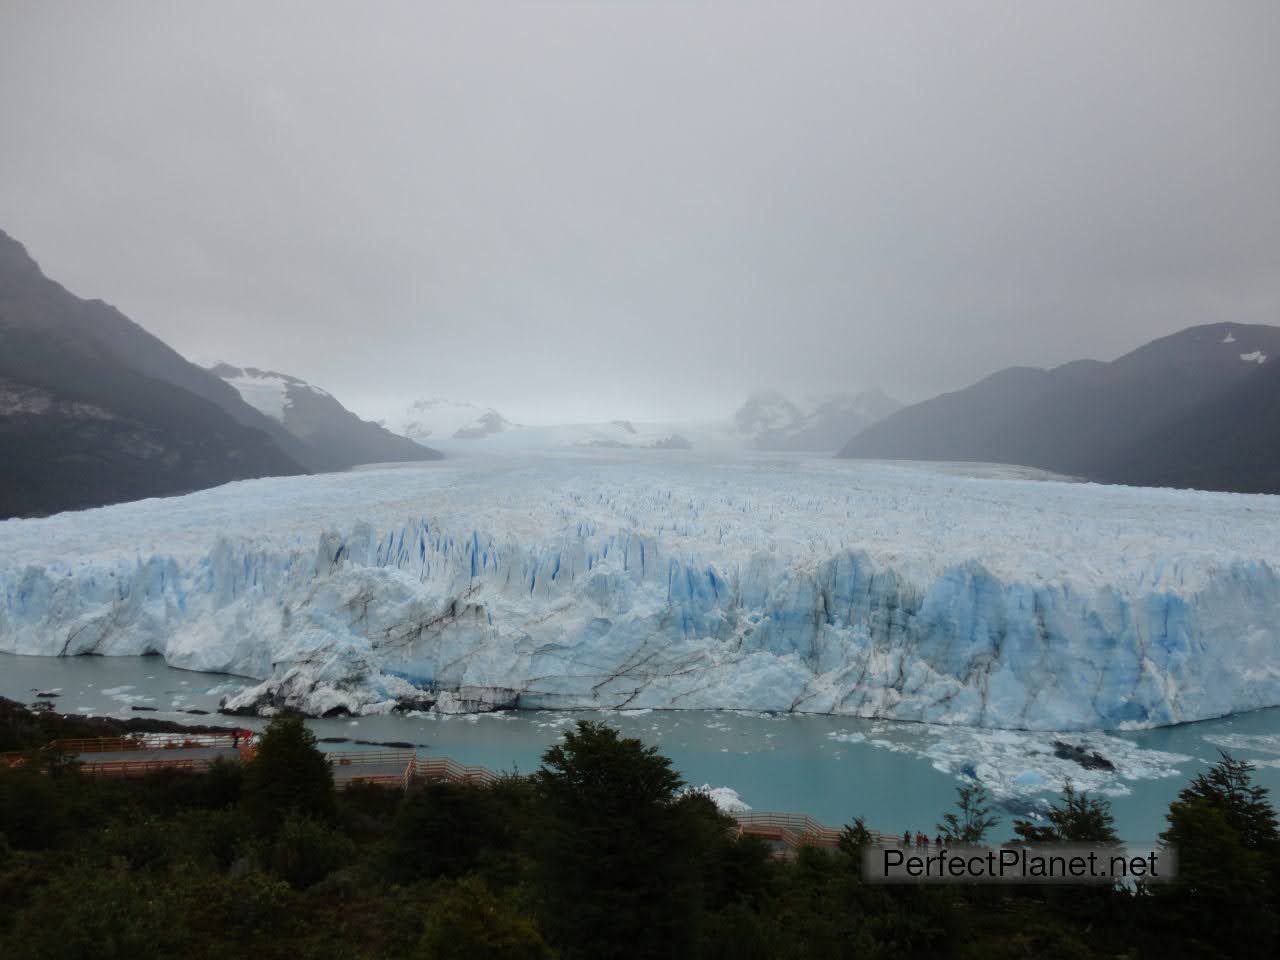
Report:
398,399,514,443
733,389,902,452
211,364,332,420
733,391,804,437
382,391,896,458
389,400,693,452
211,364,441,472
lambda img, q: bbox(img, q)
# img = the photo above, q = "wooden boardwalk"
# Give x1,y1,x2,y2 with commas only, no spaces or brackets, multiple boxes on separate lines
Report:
3,735,902,856
0,732,255,776
730,811,897,853
328,751,499,790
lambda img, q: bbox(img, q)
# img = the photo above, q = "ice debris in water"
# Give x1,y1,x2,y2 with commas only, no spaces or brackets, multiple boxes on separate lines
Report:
1202,732,1280,768
827,725,1191,798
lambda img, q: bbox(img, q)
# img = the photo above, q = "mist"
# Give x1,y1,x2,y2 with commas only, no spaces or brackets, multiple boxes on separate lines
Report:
2,0,1278,423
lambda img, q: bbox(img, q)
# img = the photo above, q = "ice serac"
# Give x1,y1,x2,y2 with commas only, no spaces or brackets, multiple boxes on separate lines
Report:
2,457,1280,730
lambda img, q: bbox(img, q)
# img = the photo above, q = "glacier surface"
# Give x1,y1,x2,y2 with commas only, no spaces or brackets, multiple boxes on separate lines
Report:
3,453,1280,730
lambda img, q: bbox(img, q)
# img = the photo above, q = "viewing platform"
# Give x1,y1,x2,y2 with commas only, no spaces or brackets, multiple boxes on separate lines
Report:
2,734,908,856
0,732,254,776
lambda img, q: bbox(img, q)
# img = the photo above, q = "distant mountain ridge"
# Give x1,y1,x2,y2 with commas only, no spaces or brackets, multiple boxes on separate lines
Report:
382,390,899,455
397,398,515,443
735,389,902,452
210,364,440,471
840,323,1280,493
387,398,695,451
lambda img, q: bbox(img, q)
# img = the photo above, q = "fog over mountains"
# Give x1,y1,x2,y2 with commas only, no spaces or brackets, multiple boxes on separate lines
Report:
378,390,901,455
734,390,901,452
2,223,906,519
6,216,1280,519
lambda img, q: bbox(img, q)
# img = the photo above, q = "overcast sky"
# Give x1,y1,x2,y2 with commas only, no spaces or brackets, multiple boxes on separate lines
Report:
2,1,1278,423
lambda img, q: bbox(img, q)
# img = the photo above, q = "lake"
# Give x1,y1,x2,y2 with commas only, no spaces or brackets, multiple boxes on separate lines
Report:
4,651,1278,842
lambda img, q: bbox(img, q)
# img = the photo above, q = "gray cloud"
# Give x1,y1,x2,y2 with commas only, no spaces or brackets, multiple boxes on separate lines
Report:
2,0,1278,423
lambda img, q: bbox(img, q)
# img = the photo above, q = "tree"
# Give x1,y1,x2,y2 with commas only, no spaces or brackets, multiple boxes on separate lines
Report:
533,721,705,960
1156,797,1278,952
837,815,873,864
1012,781,1119,844
241,715,335,831
536,720,684,814
938,782,999,843
1151,754,1280,956
1168,752,1278,851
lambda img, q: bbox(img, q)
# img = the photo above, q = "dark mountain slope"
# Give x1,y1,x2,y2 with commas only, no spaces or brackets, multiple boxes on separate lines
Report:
836,360,1115,473
1100,355,1280,493
840,323,1280,492
0,230,307,518
0,230,317,471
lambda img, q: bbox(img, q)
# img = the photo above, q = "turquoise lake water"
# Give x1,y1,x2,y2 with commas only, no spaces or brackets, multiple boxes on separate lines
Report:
4,652,1278,842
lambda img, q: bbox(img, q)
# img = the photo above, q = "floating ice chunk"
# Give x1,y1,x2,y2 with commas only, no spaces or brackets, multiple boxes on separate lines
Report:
205,682,247,697
534,716,577,730
827,731,868,744
1203,732,1280,754
685,784,752,813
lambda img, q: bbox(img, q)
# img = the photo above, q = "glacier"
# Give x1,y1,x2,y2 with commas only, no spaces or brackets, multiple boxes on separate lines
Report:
3,452,1280,730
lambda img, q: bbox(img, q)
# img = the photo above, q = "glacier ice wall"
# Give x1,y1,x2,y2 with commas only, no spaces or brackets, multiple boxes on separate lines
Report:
3,455,1280,730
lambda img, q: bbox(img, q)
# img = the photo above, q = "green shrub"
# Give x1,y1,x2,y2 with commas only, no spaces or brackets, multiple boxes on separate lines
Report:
390,780,509,882
416,876,555,960
1,862,187,960
268,812,355,890
0,764,66,850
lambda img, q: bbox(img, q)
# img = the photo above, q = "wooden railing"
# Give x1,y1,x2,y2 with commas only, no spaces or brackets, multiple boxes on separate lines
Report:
51,732,251,754
411,755,498,786
731,812,897,853
324,752,499,790
79,757,213,777
48,736,147,754
1,735,251,771
327,750,417,791
328,750,416,766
